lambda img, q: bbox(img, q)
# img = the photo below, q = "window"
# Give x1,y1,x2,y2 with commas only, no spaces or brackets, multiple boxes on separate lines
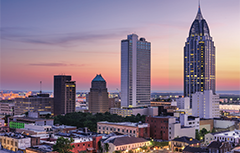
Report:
122,129,124,132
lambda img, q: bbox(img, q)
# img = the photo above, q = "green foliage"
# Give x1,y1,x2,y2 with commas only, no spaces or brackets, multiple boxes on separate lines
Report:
98,140,103,153
104,143,109,152
211,128,216,133
53,136,74,153
196,128,210,141
128,150,134,153
54,112,146,132
195,129,200,140
151,141,169,147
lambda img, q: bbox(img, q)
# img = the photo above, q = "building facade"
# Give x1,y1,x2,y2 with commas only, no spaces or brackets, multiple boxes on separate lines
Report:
146,116,195,140
121,34,151,107
54,75,76,115
14,94,53,115
176,97,190,110
97,121,150,138
0,101,14,116
192,90,220,118
88,74,109,113
184,5,216,100
0,134,31,151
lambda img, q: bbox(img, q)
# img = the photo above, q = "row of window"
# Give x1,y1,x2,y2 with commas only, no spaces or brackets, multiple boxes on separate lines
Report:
99,126,136,134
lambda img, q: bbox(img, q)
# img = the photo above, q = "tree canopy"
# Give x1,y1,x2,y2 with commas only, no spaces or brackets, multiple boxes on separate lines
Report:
53,136,74,153
54,112,146,132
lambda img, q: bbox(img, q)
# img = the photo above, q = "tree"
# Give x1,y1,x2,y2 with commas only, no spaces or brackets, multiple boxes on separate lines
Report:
104,143,109,153
53,136,74,153
98,141,103,153
128,150,134,153
195,129,200,140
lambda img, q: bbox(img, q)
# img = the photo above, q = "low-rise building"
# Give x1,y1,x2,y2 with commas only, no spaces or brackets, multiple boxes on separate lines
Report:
177,97,190,110
214,130,240,145
0,133,31,151
207,141,231,153
103,135,150,153
170,136,200,152
146,116,196,140
8,112,53,129
15,124,52,135
183,146,208,153
97,121,150,138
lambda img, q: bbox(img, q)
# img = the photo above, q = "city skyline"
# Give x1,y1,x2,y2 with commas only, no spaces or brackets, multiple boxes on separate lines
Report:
1,0,240,92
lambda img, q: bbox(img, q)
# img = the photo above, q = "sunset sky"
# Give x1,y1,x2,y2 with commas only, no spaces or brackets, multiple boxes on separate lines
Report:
1,0,240,92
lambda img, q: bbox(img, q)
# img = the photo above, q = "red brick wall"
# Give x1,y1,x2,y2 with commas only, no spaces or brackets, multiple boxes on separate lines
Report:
145,116,169,140
71,141,93,153
138,126,150,138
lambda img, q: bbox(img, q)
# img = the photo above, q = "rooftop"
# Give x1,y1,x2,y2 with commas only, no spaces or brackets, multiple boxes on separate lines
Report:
109,136,148,146
98,121,149,128
214,130,240,138
172,136,199,144
92,74,105,82
183,146,207,153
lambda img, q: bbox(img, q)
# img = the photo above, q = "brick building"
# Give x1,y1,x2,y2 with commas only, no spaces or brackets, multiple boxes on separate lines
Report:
97,121,150,138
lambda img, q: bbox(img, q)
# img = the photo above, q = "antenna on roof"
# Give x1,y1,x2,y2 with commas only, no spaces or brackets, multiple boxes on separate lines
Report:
40,81,42,94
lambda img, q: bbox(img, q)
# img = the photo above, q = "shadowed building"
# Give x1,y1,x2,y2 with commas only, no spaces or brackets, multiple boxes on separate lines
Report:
88,74,109,113
184,4,216,104
54,75,76,115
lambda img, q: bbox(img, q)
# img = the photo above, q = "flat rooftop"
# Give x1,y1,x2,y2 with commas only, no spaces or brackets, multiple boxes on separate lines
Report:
98,121,148,128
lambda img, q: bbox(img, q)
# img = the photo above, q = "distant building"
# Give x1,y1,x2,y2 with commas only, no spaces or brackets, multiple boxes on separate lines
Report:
121,34,151,107
213,130,240,145
146,116,195,140
177,97,190,110
88,74,109,113
0,101,14,115
108,97,121,109
54,75,76,115
192,90,220,118
14,93,53,115
170,136,200,152
110,106,158,117
184,3,216,99
97,121,150,138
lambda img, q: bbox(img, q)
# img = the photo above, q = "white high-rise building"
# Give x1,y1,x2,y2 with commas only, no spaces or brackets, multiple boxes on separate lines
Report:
121,34,151,107
192,90,219,118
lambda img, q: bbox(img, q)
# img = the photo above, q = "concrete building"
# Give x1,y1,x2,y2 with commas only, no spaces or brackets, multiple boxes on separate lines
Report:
110,106,158,117
0,101,14,116
146,116,195,140
180,113,200,130
0,133,31,151
121,34,151,107
177,97,190,109
88,74,109,113
108,97,121,109
192,90,220,118
8,112,53,129
54,75,76,115
15,124,52,135
97,121,150,138
14,93,53,115
184,4,216,100
103,135,150,153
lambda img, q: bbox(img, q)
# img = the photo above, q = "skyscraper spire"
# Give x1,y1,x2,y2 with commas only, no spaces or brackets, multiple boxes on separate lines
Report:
196,0,203,20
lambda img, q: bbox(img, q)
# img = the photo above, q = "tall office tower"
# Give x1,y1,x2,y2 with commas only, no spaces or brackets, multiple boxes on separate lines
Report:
192,90,219,118
54,75,76,115
184,4,215,99
121,34,151,107
88,74,109,113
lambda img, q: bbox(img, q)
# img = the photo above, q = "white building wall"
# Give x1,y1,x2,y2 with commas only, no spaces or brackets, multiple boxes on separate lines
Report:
177,97,190,109
172,123,195,139
192,90,219,118
17,138,31,149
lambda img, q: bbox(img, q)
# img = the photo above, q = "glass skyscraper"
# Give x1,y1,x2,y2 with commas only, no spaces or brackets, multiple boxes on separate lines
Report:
184,5,216,99
121,34,151,107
